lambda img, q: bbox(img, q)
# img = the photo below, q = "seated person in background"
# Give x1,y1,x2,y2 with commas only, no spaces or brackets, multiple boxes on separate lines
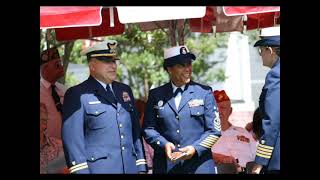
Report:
40,103,67,174
211,90,257,173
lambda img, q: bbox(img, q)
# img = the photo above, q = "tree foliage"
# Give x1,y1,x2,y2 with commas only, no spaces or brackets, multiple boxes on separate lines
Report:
41,24,230,100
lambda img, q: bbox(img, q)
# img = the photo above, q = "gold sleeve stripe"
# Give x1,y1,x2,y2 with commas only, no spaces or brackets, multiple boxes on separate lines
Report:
200,142,215,148
257,149,272,156
256,149,272,156
202,140,215,145
69,162,88,171
136,162,147,165
206,136,219,141
200,141,213,146
203,137,216,142
257,147,273,153
258,144,274,150
256,152,271,159
205,137,219,142
202,140,217,146
209,135,220,139
136,159,147,163
205,137,219,141
199,143,212,148
69,164,88,173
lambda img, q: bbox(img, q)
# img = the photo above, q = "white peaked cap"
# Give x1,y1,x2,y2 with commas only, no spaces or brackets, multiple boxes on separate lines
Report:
80,40,118,56
164,45,190,59
260,26,280,37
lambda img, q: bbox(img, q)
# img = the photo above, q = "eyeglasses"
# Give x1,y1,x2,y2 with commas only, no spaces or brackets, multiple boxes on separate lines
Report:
258,47,269,56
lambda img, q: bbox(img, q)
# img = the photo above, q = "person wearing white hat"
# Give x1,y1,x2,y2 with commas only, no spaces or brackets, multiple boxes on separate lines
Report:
143,45,221,174
61,40,147,174
251,26,280,174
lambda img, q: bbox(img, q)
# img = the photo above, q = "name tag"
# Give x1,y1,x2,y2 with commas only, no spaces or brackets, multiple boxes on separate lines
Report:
89,101,101,105
188,99,204,107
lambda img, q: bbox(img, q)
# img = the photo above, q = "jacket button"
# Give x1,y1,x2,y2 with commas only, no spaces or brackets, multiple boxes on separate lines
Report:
176,116,179,119
95,111,99,115
91,157,95,161
157,115,160,118
177,144,180,148
121,135,124,139
177,130,180,133
156,141,160,145
122,147,125,150
117,113,120,116
119,124,122,128
261,140,265,144
197,112,200,115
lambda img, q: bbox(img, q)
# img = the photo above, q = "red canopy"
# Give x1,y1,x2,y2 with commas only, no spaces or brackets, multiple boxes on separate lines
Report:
54,8,124,41
40,6,102,29
223,6,280,16
189,6,280,33
40,6,280,41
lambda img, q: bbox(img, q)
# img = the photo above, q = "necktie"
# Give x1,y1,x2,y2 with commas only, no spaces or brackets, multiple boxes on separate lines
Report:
174,88,183,109
106,85,117,104
51,85,62,112
173,88,183,97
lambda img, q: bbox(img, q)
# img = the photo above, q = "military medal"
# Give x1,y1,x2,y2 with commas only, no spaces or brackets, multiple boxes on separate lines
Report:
122,92,131,102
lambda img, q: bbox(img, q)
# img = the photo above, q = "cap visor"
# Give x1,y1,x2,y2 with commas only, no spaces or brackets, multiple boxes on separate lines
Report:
164,53,196,67
95,56,119,61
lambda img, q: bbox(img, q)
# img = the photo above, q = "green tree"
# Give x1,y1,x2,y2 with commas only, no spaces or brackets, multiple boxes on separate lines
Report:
64,72,81,88
41,24,230,99
105,24,229,100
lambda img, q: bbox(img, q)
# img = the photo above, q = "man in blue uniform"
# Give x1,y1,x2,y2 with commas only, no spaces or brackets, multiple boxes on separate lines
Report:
143,45,221,174
251,26,280,174
61,40,147,174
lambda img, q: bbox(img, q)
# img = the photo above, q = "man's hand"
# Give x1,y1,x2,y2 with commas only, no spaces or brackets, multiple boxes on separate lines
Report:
164,142,176,160
251,163,263,174
178,146,196,160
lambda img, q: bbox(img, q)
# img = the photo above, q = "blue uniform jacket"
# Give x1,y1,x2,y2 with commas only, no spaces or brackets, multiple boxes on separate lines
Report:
143,81,221,174
62,76,147,174
255,58,280,171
